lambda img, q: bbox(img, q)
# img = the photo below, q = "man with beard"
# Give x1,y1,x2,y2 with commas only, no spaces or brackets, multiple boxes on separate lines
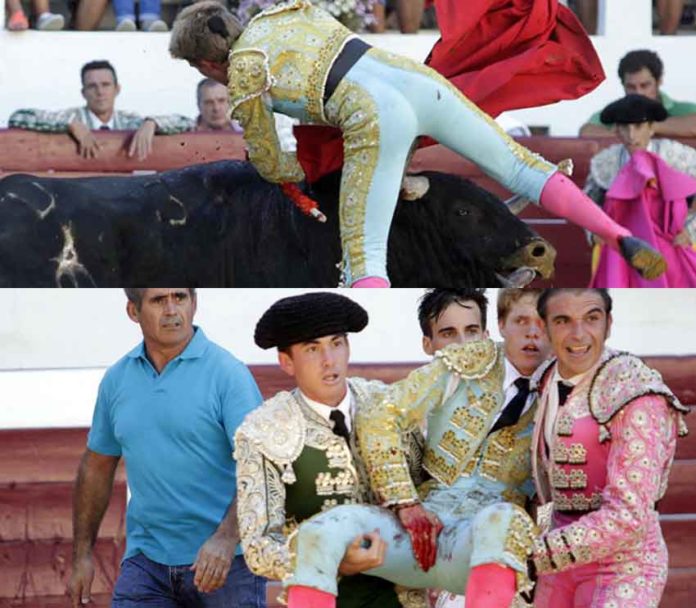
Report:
530,288,689,608
282,289,550,608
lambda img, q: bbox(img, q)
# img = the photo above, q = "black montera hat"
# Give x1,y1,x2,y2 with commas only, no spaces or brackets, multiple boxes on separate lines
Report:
600,94,668,125
254,292,368,350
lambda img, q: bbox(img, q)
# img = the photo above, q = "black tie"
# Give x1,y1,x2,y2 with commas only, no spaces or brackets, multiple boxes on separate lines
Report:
99,125,110,130
558,381,573,406
489,376,530,434
329,409,350,443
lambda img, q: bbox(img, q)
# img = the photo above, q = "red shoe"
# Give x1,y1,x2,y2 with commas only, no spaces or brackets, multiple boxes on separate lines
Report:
8,9,29,31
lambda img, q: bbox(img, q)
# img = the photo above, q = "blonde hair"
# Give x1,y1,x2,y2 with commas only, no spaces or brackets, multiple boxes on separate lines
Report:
169,1,243,64
496,289,543,324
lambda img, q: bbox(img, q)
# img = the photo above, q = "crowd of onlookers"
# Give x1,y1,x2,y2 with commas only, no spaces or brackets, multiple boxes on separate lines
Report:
4,0,436,32
13,0,688,35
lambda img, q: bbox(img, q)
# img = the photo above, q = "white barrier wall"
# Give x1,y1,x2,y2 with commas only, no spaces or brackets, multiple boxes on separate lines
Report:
1,288,695,429
1,1,695,135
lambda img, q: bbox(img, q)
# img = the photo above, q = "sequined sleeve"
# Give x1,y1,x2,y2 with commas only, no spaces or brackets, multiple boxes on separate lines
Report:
355,357,451,506
235,432,293,580
227,49,305,184
533,395,678,573
8,107,81,133
356,341,498,507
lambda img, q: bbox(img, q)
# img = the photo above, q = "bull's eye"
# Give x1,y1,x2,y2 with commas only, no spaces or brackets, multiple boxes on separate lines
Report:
457,208,469,217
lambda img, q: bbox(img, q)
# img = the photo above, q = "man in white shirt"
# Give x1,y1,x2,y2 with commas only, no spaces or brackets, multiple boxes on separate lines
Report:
8,60,195,161
530,288,687,608
234,291,427,608
418,288,550,607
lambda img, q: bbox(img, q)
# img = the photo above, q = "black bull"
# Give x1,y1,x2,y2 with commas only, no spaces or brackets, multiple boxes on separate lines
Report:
0,160,555,287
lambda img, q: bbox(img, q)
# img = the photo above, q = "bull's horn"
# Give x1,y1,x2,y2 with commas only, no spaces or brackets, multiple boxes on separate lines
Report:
503,158,574,215
495,267,537,287
400,175,430,201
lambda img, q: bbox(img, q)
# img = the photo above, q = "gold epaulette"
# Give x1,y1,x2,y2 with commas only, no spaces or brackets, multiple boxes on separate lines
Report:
227,49,273,114
589,352,689,441
434,339,499,379
234,392,306,479
250,0,311,23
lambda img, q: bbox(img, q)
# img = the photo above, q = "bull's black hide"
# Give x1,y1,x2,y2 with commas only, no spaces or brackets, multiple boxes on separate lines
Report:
0,160,550,287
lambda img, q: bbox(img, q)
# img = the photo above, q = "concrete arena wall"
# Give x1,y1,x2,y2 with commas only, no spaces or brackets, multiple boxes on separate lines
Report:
1,1,696,135
1,288,695,429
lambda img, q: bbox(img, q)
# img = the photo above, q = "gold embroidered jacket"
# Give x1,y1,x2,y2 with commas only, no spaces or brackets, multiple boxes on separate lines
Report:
234,377,425,583
356,340,536,507
227,0,354,183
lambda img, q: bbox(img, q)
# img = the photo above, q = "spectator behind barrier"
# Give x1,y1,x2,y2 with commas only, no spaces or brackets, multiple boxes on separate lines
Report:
195,78,242,132
584,94,696,287
6,0,64,30
579,49,696,138
8,60,196,160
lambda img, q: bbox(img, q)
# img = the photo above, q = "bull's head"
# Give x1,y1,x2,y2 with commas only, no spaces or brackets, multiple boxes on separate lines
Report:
387,171,556,286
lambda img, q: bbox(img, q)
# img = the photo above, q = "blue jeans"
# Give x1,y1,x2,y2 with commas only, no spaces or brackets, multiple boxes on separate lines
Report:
112,0,161,21
112,553,266,607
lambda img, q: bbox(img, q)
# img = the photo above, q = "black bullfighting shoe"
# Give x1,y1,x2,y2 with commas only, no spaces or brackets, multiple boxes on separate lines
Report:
619,236,667,280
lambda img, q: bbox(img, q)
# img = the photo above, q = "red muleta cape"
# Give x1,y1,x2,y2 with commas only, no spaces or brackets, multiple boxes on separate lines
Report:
294,0,605,183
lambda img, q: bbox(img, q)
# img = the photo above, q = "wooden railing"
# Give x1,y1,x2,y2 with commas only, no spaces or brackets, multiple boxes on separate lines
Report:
1,357,694,607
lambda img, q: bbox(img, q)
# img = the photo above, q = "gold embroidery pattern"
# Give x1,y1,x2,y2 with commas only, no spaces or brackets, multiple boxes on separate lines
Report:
424,343,505,486
439,429,469,460
307,30,353,121
435,339,498,379
236,436,294,580
589,352,687,440
236,385,384,582
501,488,526,508
533,537,553,573
450,408,486,436
315,470,356,496
235,2,355,124
233,92,306,183
552,468,569,489
227,49,273,114
556,412,575,436
395,587,429,608
246,0,311,29
324,76,379,281
569,469,588,489
320,497,359,512
356,341,502,504
553,492,603,511
503,507,538,595
234,391,306,474
421,451,458,487
479,427,516,481
568,443,588,464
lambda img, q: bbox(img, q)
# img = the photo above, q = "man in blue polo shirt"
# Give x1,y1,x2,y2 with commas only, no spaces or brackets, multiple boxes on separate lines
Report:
68,288,265,608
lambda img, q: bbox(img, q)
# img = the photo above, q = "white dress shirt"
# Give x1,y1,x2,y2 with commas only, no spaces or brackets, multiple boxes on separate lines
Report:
87,109,115,130
300,385,353,433
543,367,591,447
492,358,534,427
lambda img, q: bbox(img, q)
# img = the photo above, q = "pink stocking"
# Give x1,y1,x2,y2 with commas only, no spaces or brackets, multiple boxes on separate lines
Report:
286,585,336,608
465,563,517,608
539,172,630,250
351,276,390,288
